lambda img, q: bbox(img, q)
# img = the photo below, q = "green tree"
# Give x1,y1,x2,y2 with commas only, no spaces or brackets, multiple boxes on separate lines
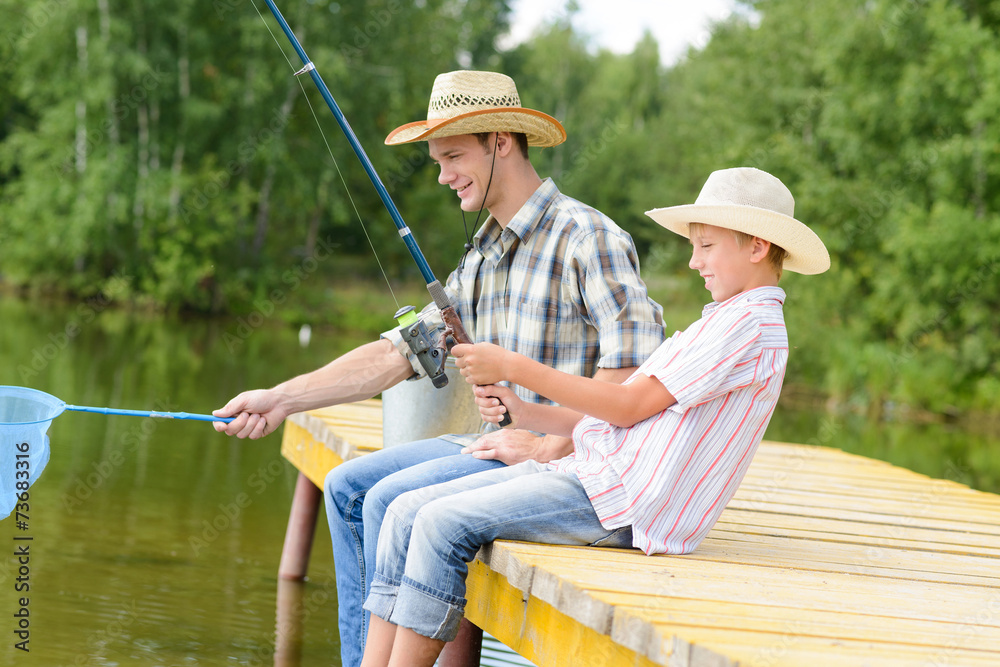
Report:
653,0,1000,414
0,0,513,311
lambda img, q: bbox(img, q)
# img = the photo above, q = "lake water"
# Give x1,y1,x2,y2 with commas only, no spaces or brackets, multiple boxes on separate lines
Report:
0,295,996,666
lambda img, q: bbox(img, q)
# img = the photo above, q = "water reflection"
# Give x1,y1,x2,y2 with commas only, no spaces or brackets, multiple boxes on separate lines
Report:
0,297,343,666
276,580,307,666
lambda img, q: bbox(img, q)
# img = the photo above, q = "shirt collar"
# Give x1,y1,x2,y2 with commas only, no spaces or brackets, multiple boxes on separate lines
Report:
473,178,559,264
702,286,786,317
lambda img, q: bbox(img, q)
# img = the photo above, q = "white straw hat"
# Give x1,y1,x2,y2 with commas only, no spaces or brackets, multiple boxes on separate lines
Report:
645,167,830,275
384,70,566,148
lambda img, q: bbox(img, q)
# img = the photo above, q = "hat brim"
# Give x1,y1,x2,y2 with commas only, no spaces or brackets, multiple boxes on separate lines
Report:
645,204,831,275
385,108,566,147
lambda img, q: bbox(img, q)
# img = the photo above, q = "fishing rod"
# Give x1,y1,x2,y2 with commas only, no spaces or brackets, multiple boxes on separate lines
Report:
259,0,511,426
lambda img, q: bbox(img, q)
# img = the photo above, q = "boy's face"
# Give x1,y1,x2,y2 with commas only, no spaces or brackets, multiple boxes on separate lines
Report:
429,134,497,213
688,224,763,302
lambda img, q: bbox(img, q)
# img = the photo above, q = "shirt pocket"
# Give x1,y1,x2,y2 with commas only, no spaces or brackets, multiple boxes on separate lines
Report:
504,297,565,363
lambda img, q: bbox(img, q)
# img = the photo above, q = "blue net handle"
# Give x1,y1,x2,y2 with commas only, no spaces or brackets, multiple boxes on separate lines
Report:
65,405,231,422
0,386,232,424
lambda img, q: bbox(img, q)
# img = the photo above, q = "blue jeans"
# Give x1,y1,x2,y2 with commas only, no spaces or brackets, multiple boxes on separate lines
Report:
323,437,504,667
363,461,633,641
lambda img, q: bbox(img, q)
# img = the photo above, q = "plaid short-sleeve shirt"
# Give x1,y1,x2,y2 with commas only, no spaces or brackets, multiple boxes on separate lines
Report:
383,178,664,443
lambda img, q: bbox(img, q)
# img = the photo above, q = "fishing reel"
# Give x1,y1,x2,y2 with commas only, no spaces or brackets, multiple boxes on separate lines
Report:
394,306,450,389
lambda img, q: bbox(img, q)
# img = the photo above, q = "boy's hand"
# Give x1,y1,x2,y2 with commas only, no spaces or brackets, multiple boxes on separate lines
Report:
452,342,512,386
472,384,521,427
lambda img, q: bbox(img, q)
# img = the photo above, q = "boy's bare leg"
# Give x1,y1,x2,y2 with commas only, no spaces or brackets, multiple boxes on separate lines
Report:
388,626,446,667
360,615,396,667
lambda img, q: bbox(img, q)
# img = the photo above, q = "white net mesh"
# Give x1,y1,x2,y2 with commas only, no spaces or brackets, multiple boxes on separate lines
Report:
0,387,59,518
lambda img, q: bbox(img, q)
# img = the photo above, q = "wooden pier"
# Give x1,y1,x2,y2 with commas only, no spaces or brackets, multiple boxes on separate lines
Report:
279,399,1000,666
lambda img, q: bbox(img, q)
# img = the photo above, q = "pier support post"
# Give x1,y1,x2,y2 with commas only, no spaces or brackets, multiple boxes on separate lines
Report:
278,472,322,581
438,618,483,667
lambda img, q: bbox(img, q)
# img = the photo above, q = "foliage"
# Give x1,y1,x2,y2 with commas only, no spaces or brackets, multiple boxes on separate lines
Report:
3,0,1000,417
0,0,511,310
628,0,1000,416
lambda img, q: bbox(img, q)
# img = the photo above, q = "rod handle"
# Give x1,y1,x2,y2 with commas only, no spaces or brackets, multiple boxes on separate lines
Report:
441,307,513,428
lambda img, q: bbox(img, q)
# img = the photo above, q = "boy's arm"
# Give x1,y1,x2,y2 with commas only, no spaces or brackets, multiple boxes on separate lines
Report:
463,365,637,463
454,343,675,428
473,384,586,437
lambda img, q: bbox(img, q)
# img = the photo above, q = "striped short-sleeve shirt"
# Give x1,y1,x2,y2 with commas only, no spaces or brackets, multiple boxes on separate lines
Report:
383,178,665,444
551,286,788,555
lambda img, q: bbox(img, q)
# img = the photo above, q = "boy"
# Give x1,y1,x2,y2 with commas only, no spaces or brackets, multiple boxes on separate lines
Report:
358,167,830,666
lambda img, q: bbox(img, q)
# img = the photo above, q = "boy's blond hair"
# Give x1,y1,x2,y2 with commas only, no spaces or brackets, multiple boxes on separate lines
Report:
688,222,789,280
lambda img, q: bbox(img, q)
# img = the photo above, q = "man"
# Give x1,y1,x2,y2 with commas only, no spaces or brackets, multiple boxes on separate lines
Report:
213,70,664,667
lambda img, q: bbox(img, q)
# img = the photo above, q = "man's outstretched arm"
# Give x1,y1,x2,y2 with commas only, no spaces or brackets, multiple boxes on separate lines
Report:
213,338,413,439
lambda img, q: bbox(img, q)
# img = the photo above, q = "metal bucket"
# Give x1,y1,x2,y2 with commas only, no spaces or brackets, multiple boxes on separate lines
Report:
381,358,483,448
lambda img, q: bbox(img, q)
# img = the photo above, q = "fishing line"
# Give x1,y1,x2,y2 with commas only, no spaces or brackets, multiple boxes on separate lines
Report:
253,0,512,425
250,0,399,309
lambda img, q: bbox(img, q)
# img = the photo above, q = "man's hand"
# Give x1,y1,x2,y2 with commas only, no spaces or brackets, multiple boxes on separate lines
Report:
461,428,574,465
212,389,292,440
211,339,414,440
461,429,542,465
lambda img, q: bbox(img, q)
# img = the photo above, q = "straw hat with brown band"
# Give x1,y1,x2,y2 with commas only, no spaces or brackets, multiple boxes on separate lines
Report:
645,167,831,275
384,70,566,147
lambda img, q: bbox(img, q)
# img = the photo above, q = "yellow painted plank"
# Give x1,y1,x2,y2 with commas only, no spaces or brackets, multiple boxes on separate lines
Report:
513,570,1000,663
464,559,673,667
486,534,1000,588
490,538,1000,582
280,406,1000,667
280,401,386,481
480,541,1000,664
280,420,344,487
498,553,1000,630
728,489,1000,527
691,535,1000,587
749,443,995,494
637,571,975,628
738,469,1000,507
711,513,1000,556
718,504,1000,545
296,400,385,451
646,627,1000,667
307,398,384,418
606,595,1000,654
741,467,992,498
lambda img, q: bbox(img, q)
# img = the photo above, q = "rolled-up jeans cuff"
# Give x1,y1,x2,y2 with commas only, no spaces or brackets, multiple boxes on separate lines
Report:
363,573,400,621
389,576,466,641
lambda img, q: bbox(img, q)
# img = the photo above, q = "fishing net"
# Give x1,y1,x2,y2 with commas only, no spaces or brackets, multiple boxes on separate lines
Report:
0,385,233,519
0,387,59,519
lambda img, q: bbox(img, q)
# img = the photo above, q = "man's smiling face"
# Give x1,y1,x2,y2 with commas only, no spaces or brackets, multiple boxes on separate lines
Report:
429,133,497,213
